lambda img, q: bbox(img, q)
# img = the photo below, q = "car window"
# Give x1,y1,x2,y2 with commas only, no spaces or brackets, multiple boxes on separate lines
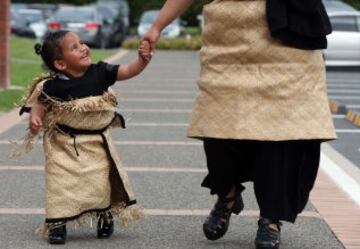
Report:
20,13,44,23
98,6,116,19
55,9,96,22
140,12,158,24
331,16,358,32
357,16,360,31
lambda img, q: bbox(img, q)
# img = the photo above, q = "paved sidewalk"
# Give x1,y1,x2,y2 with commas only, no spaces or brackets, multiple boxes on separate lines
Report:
0,50,358,249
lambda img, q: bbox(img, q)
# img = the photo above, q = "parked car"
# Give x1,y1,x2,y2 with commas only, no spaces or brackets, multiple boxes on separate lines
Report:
47,5,126,48
138,10,182,38
323,1,360,66
97,0,130,34
26,3,58,19
17,9,47,39
10,10,35,38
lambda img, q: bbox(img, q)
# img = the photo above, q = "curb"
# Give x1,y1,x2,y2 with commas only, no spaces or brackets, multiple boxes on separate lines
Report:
328,100,347,114
345,109,360,127
329,99,360,128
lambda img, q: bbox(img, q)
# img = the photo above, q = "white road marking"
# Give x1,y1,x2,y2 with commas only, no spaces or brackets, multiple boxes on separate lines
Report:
328,89,360,93
330,96,360,100
121,98,194,102
320,152,360,207
120,109,192,113
332,115,345,119
0,208,321,218
0,166,206,172
0,140,203,146
335,129,360,133
327,84,360,88
127,123,188,127
347,105,360,109
119,90,195,95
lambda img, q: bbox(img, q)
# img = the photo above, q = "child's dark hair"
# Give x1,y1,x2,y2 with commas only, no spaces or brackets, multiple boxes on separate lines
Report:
34,30,69,73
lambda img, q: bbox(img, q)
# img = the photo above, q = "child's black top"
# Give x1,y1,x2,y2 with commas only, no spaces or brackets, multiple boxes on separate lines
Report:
39,61,119,102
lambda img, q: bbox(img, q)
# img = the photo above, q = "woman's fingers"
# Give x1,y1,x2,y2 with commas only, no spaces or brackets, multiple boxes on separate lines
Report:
143,27,160,54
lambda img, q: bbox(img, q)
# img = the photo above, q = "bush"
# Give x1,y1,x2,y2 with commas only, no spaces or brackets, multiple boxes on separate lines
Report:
122,36,202,50
344,0,360,9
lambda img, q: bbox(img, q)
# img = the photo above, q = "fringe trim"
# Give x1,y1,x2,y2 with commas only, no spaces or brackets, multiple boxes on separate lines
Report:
18,74,53,108
9,132,40,158
111,203,144,227
43,90,118,113
35,204,144,236
42,90,118,130
13,88,118,157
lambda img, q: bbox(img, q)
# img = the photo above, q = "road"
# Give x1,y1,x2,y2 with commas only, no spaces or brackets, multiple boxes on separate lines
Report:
0,51,358,249
326,69,360,168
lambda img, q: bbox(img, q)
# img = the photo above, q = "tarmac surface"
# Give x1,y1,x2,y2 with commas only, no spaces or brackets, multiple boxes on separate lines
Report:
1,50,358,249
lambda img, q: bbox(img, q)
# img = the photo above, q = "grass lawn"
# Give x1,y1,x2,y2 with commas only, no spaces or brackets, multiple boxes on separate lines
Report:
0,36,119,112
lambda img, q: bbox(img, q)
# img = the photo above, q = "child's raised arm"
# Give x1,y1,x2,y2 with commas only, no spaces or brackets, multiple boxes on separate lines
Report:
116,40,152,81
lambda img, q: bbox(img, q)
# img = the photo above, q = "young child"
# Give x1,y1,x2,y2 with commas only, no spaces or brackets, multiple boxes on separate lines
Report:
20,30,152,244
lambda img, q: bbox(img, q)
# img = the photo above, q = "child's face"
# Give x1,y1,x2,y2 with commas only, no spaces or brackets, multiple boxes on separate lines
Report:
56,32,92,77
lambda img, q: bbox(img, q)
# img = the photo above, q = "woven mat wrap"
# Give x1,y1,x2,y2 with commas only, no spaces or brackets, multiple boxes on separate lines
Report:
187,0,336,141
19,80,143,232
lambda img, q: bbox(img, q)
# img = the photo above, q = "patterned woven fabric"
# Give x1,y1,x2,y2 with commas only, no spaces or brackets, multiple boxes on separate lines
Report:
187,0,336,141
22,81,142,228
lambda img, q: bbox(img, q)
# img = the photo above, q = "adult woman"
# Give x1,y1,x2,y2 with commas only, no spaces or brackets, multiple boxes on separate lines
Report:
144,0,336,248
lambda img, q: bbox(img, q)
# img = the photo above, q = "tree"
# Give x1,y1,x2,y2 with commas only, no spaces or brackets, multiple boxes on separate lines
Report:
0,0,10,88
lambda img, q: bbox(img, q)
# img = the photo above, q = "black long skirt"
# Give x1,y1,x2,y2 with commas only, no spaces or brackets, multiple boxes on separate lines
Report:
201,138,321,223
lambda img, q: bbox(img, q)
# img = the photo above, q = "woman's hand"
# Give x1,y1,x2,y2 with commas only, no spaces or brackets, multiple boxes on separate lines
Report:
143,27,161,55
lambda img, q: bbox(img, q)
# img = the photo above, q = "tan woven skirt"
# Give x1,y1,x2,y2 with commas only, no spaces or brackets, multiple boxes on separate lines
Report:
187,0,336,141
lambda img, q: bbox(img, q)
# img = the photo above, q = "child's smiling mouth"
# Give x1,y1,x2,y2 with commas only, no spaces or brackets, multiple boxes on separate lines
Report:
80,53,90,60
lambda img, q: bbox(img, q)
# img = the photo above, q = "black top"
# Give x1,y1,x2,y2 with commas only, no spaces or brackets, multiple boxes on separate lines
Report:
266,0,332,50
39,61,119,102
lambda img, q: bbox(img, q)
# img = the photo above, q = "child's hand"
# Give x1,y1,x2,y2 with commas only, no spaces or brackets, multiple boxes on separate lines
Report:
138,39,153,63
29,114,42,135
29,103,45,135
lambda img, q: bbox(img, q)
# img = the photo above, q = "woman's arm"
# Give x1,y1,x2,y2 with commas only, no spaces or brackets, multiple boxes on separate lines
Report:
144,0,194,49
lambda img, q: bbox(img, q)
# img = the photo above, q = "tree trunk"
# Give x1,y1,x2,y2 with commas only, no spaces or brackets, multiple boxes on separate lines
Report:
0,0,10,89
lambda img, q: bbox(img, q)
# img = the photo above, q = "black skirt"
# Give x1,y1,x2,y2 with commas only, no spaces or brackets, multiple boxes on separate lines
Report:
202,138,321,223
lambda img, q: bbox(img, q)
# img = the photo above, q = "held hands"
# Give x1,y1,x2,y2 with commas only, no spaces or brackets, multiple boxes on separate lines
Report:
140,27,160,60
143,27,160,53
138,39,153,63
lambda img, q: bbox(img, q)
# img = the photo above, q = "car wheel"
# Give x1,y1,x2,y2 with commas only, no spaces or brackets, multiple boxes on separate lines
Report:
97,34,109,49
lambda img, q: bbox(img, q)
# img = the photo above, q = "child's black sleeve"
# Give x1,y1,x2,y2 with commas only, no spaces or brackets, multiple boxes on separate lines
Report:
38,80,57,104
97,61,120,88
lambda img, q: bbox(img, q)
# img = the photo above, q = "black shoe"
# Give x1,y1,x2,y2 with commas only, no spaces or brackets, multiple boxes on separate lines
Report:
203,192,244,240
48,223,67,245
255,218,281,249
97,211,114,239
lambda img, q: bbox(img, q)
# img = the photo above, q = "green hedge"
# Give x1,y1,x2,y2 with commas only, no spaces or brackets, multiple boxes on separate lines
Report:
344,0,360,9
123,36,202,50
